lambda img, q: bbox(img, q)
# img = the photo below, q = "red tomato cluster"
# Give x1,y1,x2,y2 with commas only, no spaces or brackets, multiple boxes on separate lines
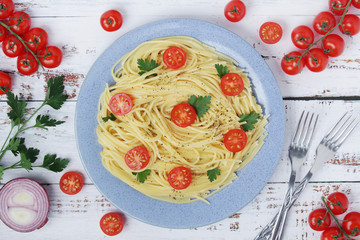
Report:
282,2,360,75
0,0,63,75
309,192,360,240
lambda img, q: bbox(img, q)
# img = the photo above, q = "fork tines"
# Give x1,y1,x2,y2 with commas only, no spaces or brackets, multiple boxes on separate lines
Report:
292,111,319,149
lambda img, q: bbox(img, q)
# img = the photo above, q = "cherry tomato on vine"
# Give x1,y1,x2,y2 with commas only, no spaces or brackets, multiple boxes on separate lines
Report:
168,166,192,190
0,23,7,42
340,14,360,36
224,0,246,22
220,73,244,96
281,51,305,75
313,11,336,35
38,46,63,68
2,35,24,58
322,34,345,57
109,93,133,116
100,212,124,236
353,0,360,8
321,227,343,240
291,25,314,49
326,192,349,215
305,48,329,72
329,0,351,15
342,212,360,236
17,52,39,75
24,27,48,52
124,146,150,171
259,22,283,44
100,10,123,32
9,11,31,35
163,46,187,69
59,171,84,195
0,72,11,94
224,129,247,152
0,0,14,19
308,208,331,231
171,103,196,128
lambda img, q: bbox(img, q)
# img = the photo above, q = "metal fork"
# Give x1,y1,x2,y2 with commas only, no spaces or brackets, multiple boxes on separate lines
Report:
255,112,359,240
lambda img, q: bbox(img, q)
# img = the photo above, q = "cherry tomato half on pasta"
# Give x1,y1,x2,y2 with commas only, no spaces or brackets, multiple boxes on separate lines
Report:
168,166,192,190
109,93,133,116
224,129,247,152
329,0,351,15
313,11,336,35
342,212,360,236
340,14,360,36
305,48,329,72
0,0,14,19
2,35,24,58
0,72,12,94
326,192,349,215
17,52,39,75
100,212,124,236
171,103,196,128
281,51,305,75
259,22,282,44
220,73,244,96
124,146,150,171
308,208,331,231
24,27,48,52
100,10,123,32
38,46,63,68
224,0,246,22
9,11,31,35
322,34,345,57
321,227,343,240
59,171,84,195
291,25,314,49
163,46,187,69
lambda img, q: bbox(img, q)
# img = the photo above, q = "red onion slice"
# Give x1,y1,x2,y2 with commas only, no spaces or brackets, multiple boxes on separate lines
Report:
0,178,49,232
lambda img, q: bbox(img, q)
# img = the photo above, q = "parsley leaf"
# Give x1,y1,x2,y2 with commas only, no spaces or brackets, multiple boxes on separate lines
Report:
132,169,151,183
35,115,65,129
10,138,26,156
45,76,68,110
188,95,212,118
102,113,116,122
41,154,69,172
0,166,4,180
240,111,260,132
207,168,221,182
20,152,32,171
137,59,159,76
215,64,230,79
4,90,27,126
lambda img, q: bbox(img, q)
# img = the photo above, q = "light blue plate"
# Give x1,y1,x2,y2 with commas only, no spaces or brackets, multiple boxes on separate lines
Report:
75,18,285,229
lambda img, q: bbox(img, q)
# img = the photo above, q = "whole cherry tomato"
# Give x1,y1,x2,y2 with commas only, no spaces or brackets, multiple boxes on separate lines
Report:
321,227,343,240
313,11,336,35
17,52,39,75
342,212,360,236
9,11,31,35
326,192,349,215
281,51,305,75
322,34,345,57
340,14,360,36
224,0,246,22
2,34,24,58
291,25,314,49
305,48,329,72
353,0,360,8
0,22,7,42
100,10,123,32
24,27,48,52
308,208,331,231
0,0,14,19
0,72,12,94
329,0,351,15
38,46,63,68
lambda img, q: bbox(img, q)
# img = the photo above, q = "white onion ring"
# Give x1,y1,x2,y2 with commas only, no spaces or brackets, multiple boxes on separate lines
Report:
0,178,49,232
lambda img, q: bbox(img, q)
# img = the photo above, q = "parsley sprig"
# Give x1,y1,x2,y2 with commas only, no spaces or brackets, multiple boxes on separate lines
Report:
132,169,151,183
215,64,230,79
207,168,221,182
137,59,159,76
188,95,212,118
0,76,69,180
239,111,260,132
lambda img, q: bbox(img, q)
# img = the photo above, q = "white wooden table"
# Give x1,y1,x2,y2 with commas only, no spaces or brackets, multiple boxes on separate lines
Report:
1,0,359,239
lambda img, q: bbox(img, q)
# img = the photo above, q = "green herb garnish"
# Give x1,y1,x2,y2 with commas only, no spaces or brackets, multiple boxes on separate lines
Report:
102,113,116,122
240,111,260,132
188,95,211,119
137,59,159,76
207,168,221,182
215,64,230,79
132,169,151,183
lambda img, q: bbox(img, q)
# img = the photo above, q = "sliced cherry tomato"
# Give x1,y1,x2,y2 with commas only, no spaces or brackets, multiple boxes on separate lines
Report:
340,14,360,36
38,46,63,68
168,166,192,190
0,0,14,19
59,171,84,195
342,212,360,236
224,129,247,152
322,34,345,57
100,10,123,32
308,208,331,231
0,23,7,42
109,93,133,116
100,212,124,236
326,192,349,215
291,25,314,49
220,72,244,96
163,46,187,69
281,51,305,75
2,35,24,58
305,48,329,72
124,146,150,171
0,72,11,94
171,103,196,128
353,0,360,8
329,0,351,15
321,227,343,240
9,11,31,35
17,52,39,75
224,0,246,22
313,12,336,35
259,22,283,44
24,27,48,52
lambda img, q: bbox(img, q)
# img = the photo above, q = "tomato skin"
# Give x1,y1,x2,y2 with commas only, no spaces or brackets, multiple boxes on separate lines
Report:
9,11,31,35
326,192,349,215
163,46,187,69
0,0,14,19
308,208,331,231
100,10,123,32
340,14,360,36
329,0,351,15
259,22,283,44
171,103,196,128
291,25,314,49
224,129,247,152
220,73,244,96
2,35,24,58
24,27,48,52
353,0,360,8
224,0,246,22
342,212,360,236
281,51,305,75
0,72,11,94
38,46,63,68
124,146,150,171
313,12,337,35
168,166,192,190
305,48,329,72
0,23,7,42
59,171,84,195
100,212,124,236
321,227,343,240
109,93,133,116
17,52,39,75
322,34,345,57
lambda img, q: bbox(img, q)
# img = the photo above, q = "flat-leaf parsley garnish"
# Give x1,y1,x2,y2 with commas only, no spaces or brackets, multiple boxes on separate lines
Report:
132,169,151,183
215,64,230,79
207,168,221,182
137,59,159,76
188,95,211,119
102,113,116,122
240,111,260,132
